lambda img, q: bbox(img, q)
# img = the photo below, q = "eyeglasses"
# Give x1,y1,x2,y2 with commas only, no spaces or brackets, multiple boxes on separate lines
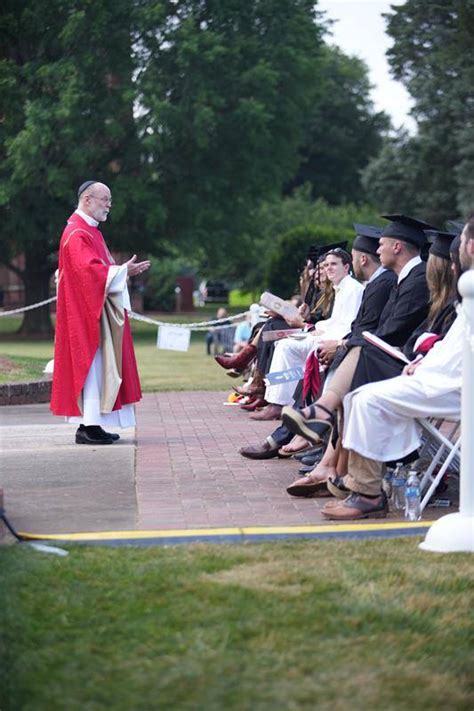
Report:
86,193,112,206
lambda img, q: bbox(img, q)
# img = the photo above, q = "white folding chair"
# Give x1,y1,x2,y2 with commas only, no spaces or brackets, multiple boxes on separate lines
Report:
416,418,461,512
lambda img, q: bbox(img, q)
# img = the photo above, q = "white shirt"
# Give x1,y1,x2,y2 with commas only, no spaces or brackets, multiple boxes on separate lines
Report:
75,208,99,227
397,255,422,284
367,265,387,284
316,275,364,340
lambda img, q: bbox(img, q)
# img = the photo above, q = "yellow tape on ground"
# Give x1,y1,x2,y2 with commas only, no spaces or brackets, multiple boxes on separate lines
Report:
17,521,432,542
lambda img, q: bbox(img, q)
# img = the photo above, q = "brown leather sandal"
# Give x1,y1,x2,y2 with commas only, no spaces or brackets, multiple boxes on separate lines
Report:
281,403,335,446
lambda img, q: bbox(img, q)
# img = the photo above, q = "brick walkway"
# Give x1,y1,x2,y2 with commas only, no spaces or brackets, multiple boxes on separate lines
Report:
136,392,364,530
1,394,446,538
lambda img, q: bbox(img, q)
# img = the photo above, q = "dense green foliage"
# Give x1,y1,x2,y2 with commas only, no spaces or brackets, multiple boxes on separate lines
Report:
362,0,474,224
1,0,144,334
232,186,382,292
143,256,195,312
0,0,324,332
266,223,354,297
286,47,389,204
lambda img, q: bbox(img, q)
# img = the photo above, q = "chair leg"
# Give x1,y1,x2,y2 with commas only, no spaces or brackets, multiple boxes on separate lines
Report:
420,440,461,512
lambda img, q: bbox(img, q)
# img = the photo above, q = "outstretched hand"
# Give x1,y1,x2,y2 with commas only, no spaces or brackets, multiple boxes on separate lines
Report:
126,254,151,277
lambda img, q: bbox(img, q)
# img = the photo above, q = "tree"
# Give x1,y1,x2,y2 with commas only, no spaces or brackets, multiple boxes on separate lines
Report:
285,47,389,204
1,0,326,334
0,0,146,335
362,0,474,223
225,185,382,293
134,0,325,265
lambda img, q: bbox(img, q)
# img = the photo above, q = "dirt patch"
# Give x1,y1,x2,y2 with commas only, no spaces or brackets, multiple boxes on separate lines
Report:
201,560,313,596
0,357,21,375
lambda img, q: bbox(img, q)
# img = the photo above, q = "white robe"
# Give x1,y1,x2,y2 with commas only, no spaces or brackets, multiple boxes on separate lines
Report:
342,312,463,461
67,211,135,429
265,275,364,406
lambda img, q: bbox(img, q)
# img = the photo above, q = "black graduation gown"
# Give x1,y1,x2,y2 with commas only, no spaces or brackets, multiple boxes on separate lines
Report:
403,299,457,361
348,298,457,387
350,262,434,390
351,261,430,348
330,269,397,372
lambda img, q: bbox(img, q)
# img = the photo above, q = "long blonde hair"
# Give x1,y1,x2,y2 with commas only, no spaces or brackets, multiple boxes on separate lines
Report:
426,254,456,325
311,272,334,319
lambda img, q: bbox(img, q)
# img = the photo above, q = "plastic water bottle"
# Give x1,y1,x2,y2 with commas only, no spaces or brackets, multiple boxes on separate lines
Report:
382,467,393,500
390,462,406,510
405,470,421,521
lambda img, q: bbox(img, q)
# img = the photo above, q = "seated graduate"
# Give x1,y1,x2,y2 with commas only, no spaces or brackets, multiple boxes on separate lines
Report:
288,242,348,328
348,227,459,389
285,228,461,496
320,216,473,520
212,244,337,396
251,247,364,421
277,214,433,455
238,223,396,459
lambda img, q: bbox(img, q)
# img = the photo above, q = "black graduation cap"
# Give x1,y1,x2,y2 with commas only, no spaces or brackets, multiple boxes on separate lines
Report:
425,229,457,260
307,241,348,263
352,224,383,256
445,220,464,236
381,214,436,248
77,180,98,199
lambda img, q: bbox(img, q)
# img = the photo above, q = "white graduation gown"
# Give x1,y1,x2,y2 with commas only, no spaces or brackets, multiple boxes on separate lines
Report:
342,313,463,461
265,276,364,406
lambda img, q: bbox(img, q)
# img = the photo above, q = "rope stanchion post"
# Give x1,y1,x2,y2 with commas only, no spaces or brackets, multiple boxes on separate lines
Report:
420,268,474,553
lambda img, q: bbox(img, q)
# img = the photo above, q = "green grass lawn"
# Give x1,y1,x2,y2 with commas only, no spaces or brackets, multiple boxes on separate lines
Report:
0,315,238,391
1,538,473,710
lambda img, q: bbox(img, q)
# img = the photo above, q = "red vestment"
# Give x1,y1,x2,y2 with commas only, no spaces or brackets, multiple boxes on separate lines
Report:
50,212,141,416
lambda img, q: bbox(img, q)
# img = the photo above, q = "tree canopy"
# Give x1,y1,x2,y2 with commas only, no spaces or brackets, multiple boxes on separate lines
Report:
285,46,389,204
1,0,389,331
362,0,474,224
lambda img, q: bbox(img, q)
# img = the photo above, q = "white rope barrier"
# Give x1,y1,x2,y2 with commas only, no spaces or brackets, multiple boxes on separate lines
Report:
129,310,248,329
0,296,57,317
0,295,248,330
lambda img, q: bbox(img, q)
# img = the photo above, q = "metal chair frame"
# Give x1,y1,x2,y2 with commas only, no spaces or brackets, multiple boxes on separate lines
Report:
417,417,461,512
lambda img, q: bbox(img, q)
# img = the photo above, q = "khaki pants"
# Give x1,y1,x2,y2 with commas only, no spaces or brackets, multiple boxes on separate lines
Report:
345,450,385,497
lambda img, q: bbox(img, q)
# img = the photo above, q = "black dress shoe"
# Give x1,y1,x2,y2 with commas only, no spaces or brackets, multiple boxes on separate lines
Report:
239,441,279,459
100,428,120,441
77,425,119,442
75,426,114,445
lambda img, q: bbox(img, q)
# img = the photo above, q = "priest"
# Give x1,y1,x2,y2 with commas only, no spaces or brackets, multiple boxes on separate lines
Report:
50,181,150,445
